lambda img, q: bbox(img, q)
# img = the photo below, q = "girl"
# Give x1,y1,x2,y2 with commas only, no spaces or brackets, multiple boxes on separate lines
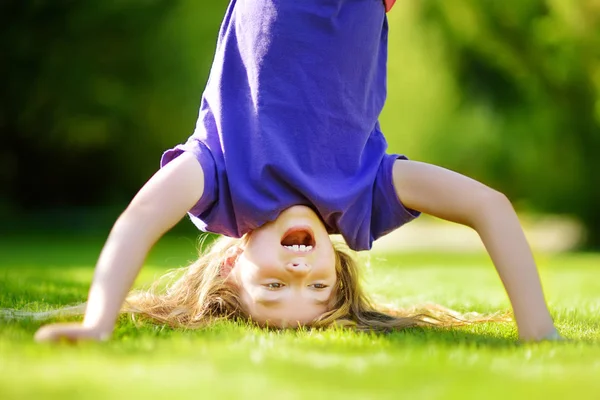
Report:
35,0,560,342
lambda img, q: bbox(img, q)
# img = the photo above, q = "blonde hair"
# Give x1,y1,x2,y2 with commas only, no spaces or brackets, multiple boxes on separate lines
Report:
1,236,507,330
124,236,248,327
123,236,507,331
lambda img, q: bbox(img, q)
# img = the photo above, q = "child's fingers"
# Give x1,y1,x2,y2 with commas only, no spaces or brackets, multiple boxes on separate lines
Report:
520,328,568,343
34,323,105,343
543,329,567,342
34,323,78,342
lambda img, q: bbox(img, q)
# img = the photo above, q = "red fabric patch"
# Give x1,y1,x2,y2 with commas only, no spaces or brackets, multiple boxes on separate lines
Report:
384,0,396,13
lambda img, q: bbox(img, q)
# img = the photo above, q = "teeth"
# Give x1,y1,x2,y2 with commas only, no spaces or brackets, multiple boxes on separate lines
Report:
283,245,313,252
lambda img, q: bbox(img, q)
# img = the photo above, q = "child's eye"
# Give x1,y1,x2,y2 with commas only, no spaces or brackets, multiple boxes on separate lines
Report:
265,282,284,289
310,283,328,289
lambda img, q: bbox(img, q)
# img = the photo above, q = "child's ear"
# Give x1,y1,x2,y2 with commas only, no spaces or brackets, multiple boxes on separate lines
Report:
220,246,243,278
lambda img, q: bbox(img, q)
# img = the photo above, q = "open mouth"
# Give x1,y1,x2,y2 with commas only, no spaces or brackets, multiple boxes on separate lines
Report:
280,226,316,252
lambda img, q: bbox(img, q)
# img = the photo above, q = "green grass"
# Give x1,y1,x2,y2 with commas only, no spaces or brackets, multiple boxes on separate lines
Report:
1,234,599,399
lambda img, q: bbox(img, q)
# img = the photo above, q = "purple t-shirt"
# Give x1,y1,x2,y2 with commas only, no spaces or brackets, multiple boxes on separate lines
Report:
161,0,419,251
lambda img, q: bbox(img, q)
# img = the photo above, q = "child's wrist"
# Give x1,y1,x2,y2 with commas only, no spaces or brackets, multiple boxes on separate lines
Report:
83,318,115,340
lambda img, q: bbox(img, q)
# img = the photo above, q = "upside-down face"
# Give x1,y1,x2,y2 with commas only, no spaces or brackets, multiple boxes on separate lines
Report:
227,205,337,327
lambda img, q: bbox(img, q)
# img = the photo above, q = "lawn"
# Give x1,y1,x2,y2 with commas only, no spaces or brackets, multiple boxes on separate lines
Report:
0,234,599,400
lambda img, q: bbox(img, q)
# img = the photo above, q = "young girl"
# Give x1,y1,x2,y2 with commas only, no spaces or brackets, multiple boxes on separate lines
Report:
35,0,560,342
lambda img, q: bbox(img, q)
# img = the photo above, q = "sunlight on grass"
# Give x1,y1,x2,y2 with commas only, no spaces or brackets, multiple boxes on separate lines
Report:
0,235,598,399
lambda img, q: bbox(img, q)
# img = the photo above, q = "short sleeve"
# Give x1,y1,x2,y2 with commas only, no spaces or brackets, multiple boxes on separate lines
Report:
160,139,218,229
370,154,420,243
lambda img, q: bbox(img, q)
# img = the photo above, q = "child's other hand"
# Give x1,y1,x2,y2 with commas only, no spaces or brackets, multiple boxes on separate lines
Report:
521,327,566,343
542,328,566,342
34,323,109,343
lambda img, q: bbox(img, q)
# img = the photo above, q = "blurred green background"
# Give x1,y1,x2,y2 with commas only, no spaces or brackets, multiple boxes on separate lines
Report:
1,0,599,246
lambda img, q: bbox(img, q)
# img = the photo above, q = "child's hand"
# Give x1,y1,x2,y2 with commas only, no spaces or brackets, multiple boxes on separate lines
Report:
34,323,109,343
520,327,566,343
542,328,566,342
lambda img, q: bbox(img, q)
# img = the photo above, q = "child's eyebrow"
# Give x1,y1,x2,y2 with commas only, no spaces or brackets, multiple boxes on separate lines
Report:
255,298,280,307
256,298,329,307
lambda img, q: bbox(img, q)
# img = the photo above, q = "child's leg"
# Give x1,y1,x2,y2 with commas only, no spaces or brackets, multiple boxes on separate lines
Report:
35,152,206,342
391,159,557,341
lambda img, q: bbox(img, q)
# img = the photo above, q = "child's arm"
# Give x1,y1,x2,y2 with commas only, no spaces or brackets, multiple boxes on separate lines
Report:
392,160,558,341
34,152,205,342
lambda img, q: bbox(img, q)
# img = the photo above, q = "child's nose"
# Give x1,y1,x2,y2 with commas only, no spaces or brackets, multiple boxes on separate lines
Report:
286,261,310,275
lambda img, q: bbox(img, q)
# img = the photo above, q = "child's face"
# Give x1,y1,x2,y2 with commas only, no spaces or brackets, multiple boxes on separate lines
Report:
229,206,337,327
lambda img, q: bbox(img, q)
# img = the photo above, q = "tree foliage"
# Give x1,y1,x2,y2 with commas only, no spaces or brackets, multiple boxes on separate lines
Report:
383,0,600,246
0,0,226,211
2,1,599,245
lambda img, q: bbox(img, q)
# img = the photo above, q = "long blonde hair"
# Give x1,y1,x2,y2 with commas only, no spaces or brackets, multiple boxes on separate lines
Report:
123,236,507,331
1,236,507,330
